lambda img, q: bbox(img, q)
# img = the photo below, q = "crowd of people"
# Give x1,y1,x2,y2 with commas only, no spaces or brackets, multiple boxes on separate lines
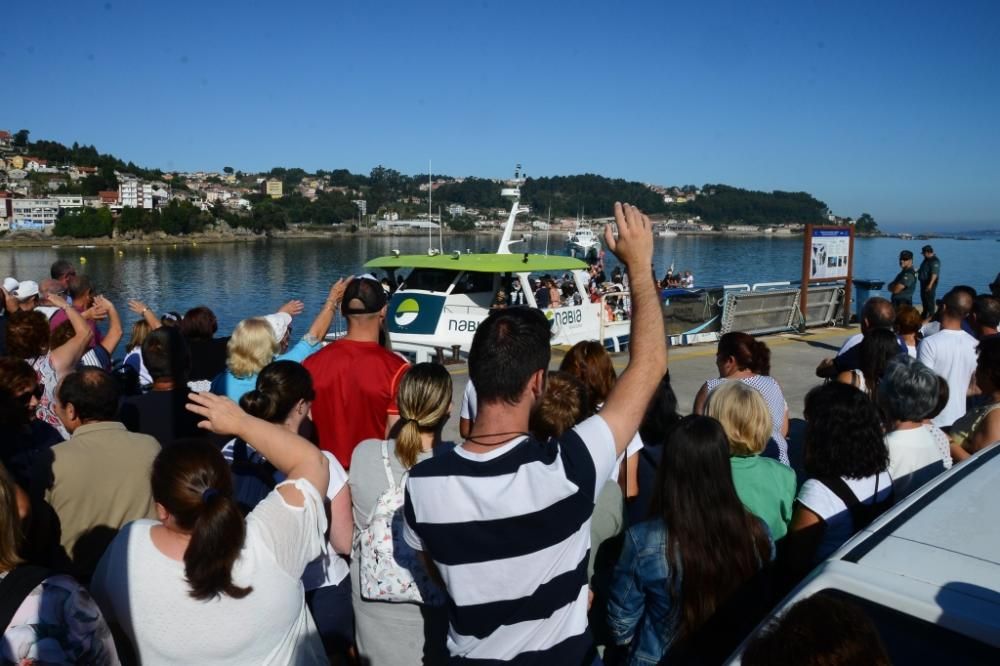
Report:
0,217,998,665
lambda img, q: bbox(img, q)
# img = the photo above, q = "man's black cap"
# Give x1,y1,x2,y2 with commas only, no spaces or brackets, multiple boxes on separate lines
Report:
342,275,388,315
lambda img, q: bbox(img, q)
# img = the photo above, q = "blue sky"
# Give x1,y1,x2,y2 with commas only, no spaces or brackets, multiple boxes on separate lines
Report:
5,0,999,230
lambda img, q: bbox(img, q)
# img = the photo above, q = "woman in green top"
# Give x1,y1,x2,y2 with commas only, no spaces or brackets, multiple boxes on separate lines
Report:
707,381,796,540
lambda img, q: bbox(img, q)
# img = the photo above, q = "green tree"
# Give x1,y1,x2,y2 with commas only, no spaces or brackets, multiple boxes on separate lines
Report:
13,129,29,147
855,213,879,234
223,166,234,175
54,207,113,238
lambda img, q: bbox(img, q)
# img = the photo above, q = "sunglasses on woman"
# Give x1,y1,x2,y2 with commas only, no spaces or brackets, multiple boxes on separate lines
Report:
18,384,44,404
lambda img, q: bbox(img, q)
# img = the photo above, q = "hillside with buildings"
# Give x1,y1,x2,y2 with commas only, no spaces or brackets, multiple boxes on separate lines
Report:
0,129,863,239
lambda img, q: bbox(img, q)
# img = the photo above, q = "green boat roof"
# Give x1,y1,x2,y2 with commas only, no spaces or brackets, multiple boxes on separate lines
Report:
366,253,589,273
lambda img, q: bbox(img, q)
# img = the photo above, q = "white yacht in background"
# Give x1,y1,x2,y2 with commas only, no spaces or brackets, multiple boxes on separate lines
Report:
566,225,601,261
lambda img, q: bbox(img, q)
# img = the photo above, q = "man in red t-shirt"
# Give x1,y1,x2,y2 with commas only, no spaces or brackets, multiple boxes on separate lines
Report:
304,275,407,469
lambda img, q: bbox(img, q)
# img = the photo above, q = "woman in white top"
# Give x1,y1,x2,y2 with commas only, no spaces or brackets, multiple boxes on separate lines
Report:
350,362,451,665
694,332,791,465
91,392,331,665
4,295,91,438
234,360,354,659
785,383,893,582
877,356,947,499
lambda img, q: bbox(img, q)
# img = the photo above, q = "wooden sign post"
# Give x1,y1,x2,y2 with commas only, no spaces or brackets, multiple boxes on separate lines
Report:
800,224,855,328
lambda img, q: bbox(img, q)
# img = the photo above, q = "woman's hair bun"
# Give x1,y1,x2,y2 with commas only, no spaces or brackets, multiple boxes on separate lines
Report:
239,388,276,420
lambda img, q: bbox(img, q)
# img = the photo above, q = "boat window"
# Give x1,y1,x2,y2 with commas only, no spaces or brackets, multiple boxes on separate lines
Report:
403,268,459,293
451,271,495,294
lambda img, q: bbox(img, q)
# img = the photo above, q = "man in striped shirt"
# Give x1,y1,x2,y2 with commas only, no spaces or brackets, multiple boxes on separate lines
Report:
403,203,668,664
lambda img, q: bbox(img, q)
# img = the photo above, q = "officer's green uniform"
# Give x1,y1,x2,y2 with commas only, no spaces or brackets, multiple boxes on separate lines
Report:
891,266,917,307
918,255,941,317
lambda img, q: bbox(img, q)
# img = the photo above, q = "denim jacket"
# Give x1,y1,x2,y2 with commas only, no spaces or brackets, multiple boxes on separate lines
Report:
607,518,774,665
607,519,678,665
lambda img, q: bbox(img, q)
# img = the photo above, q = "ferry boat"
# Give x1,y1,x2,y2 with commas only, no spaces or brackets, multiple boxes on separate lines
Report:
365,176,633,361
363,170,848,361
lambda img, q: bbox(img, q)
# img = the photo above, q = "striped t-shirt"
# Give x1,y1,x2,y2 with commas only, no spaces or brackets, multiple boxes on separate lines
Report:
403,415,617,664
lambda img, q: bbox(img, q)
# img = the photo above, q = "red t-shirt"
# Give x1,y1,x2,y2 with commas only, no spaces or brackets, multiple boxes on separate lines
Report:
303,339,408,469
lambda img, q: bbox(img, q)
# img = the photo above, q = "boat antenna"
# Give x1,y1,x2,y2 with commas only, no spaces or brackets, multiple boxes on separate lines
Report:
428,160,433,254
545,204,551,255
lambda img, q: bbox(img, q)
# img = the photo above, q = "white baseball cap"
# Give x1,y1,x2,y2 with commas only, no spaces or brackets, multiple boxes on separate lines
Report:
3,277,19,293
263,312,292,341
14,280,39,300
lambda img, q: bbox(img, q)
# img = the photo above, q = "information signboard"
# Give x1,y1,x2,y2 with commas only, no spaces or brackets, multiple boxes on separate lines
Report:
800,224,854,327
809,228,851,280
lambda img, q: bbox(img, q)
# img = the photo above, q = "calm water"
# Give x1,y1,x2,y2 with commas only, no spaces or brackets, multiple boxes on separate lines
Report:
0,233,996,335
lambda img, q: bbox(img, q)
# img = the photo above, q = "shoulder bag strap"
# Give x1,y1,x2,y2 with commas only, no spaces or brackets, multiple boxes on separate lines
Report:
0,565,51,632
380,439,399,489
816,476,860,513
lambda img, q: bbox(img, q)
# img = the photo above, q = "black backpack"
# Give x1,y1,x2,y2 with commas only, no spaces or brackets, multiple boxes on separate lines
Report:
229,439,278,515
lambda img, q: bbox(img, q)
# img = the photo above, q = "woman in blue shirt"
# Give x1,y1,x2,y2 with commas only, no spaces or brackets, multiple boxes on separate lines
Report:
211,278,351,402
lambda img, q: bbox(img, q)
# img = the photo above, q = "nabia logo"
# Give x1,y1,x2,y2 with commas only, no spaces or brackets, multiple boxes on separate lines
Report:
395,298,420,326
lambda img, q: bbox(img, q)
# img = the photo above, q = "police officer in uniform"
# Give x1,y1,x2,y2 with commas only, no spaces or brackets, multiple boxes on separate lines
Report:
889,250,918,307
918,244,941,319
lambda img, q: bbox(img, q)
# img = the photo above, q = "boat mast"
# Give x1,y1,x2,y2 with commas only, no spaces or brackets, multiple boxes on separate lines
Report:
497,163,526,255
428,160,433,254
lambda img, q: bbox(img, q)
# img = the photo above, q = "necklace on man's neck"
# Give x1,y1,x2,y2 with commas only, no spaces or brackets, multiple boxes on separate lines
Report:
464,431,530,446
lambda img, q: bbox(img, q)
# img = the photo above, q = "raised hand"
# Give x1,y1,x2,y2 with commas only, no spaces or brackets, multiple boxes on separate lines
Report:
128,299,151,315
93,294,117,313
278,299,305,316
47,292,70,310
326,276,353,308
604,202,653,271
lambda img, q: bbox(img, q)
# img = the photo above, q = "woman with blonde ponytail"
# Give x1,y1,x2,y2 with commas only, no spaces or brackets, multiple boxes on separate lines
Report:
91,389,332,665
349,362,454,664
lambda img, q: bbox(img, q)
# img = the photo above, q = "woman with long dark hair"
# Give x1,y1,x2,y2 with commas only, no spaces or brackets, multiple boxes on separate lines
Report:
608,415,773,664
91,393,332,664
836,327,902,398
693,332,790,465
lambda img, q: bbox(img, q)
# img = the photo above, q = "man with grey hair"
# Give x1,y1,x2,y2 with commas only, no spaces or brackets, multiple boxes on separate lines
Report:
918,289,978,428
35,278,66,320
878,356,947,498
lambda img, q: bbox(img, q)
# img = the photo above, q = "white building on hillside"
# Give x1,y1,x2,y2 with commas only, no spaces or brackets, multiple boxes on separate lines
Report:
11,198,59,231
119,178,153,209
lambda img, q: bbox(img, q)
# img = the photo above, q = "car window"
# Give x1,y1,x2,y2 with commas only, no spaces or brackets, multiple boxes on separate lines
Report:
820,590,998,665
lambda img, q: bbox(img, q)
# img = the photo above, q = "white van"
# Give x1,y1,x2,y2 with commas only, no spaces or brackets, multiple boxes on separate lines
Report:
728,442,1000,664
